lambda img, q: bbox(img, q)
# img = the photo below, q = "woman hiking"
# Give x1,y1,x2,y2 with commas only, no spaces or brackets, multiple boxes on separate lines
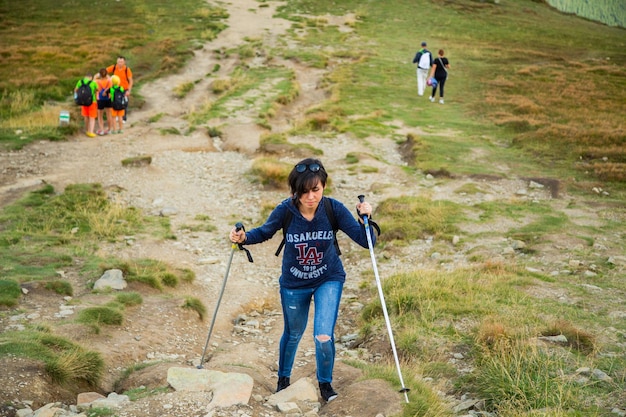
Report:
229,158,376,402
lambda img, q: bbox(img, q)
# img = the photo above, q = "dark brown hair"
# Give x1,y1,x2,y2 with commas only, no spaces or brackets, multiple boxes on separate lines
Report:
287,158,328,205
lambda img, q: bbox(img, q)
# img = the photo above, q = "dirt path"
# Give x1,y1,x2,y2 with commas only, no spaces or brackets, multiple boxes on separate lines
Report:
0,1,408,415
1,1,623,416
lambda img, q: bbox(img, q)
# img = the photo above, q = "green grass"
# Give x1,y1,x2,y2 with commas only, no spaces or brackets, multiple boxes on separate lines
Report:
374,196,462,244
112,361,169,397
86,408,117,417
0,0,228,149
182,297,207,320
0,279,22,307
1,1,625,414
248,157,293,189
115,292,143,307
44,280,73,296
276,0,626,188
258,132,323,156
77,306,124,326
358,264,625,415
0,328,104,385
102,258,195,290
0,183,177,287
186,65,300,129
0,185,115,282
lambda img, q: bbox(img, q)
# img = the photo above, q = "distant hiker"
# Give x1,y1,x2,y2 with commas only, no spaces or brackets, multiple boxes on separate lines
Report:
109,75,126,134
74,73,98,138
412,41,432,96
429,49,450,104
95,68,113,135
229,158,376,403
106,56,133,123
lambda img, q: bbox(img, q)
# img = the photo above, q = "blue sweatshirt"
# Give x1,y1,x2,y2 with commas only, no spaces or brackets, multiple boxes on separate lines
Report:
243,197,375,289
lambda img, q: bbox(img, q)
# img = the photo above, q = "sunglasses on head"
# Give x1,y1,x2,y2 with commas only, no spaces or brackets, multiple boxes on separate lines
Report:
295,163,321,173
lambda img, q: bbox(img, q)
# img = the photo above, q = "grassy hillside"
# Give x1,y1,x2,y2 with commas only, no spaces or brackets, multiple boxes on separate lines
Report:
1,1,625,416
0,0,227,145
1,0,624,190
276,0,626,188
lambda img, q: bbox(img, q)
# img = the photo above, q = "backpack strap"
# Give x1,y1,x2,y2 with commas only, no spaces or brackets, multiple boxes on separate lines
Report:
275,198,341,257
112,64,130,83
275,208,293,257
324,198,341,256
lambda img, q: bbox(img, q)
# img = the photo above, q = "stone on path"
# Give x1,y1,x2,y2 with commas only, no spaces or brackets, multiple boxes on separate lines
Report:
167,367,253,410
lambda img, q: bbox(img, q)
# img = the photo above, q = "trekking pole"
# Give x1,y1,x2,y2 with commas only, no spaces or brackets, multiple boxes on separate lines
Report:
197,222,253,369
358,195,410,403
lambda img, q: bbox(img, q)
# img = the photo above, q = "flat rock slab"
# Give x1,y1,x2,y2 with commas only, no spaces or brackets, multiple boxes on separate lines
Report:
167,366,253,409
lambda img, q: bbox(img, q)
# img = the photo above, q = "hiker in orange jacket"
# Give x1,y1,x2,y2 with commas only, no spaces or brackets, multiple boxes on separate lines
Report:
106,56,133,123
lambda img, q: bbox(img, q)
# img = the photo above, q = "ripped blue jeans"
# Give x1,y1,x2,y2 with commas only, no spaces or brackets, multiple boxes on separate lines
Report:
278,280,343,383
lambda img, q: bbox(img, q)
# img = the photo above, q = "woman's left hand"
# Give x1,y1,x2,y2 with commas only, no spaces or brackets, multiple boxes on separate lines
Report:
356,201,372,217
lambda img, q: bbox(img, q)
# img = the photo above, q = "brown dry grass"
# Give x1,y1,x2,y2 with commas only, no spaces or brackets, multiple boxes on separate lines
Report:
483,51,626,181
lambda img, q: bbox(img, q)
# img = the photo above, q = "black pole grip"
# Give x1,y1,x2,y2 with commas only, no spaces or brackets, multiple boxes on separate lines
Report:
234,222,253,263
358,194,365,203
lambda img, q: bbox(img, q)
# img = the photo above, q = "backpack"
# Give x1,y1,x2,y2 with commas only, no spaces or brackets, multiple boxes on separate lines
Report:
98,86,110,101
75,80,93,106
112,87,127,110
275,198,341,256
418,51,431,69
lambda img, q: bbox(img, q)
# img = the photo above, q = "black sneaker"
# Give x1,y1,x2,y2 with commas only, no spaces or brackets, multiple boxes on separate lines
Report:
276,376,290,393
319,382,338,402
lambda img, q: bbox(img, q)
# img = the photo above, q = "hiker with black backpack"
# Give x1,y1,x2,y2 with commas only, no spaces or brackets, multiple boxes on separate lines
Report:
74,73,98,138
229,158,377,403
109,75,126,134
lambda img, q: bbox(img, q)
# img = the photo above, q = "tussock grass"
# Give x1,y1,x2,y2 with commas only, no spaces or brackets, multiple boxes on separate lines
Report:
0,279,22,307
121,155,153,167
211,78,233,94
104,258,193,290
0,184,176,295
123,386,171,402
472,338,585,414
0,329,103,386
259,132,323,156
86,408,116,417
541,319,597,354
46,349,104,385
249,157,292,189
1,183,141,239
173,81,196,98
0,184,145,284
115,292,143,307
358,262,622,415
44,280,73,296
182,297,207,320
77,306,124,327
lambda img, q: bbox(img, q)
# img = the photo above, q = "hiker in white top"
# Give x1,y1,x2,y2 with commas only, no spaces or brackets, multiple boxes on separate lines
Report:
412,41,432,96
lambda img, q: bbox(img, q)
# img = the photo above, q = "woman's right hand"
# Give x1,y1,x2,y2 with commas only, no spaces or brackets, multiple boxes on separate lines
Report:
230,227,246,244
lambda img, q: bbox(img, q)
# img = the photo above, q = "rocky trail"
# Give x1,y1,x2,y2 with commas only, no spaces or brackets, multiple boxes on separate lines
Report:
1,1,624,417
